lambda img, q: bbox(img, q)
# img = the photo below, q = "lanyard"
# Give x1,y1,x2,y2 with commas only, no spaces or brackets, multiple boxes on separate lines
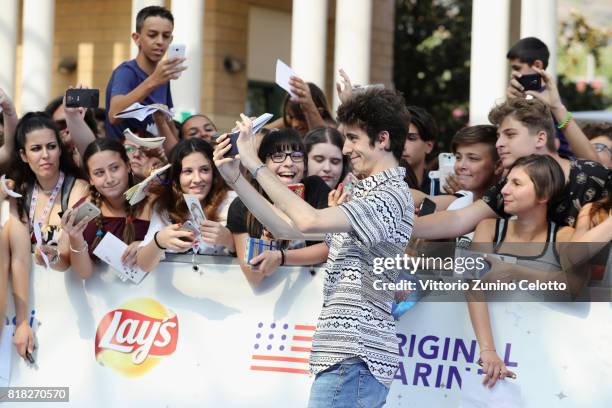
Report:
29,171,65,230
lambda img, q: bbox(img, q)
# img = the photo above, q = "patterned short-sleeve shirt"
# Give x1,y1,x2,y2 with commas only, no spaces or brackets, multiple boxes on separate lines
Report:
481,158,611,227
310,167,414,387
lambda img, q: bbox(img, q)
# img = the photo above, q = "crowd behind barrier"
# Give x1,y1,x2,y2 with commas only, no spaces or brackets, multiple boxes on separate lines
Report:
0,5,611,408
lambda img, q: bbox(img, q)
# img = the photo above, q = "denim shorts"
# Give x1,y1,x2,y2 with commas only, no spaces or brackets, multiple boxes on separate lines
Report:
307,358,389,408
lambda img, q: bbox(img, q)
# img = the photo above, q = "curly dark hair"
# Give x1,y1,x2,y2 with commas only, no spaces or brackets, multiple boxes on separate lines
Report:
9,112,83,220
336,88,410,161
157,138,230,223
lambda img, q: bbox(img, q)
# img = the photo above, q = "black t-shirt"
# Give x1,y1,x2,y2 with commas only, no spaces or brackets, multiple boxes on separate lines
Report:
481,158,611,227
227,175,330,235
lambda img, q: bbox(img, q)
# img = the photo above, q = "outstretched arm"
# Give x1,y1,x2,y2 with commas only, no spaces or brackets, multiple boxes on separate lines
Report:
0,88,19,166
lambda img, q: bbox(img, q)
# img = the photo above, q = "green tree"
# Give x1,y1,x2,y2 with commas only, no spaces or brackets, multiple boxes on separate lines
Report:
394,0,472,149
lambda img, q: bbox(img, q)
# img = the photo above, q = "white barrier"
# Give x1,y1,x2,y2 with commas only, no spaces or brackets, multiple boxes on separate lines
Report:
2,255,611,407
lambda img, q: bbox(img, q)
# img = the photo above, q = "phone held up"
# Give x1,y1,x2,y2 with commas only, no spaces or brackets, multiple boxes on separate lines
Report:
517,73,542,91
65,89,100,109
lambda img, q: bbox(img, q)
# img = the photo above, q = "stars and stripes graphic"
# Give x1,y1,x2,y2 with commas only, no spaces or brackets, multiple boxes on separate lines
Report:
249,322,316,375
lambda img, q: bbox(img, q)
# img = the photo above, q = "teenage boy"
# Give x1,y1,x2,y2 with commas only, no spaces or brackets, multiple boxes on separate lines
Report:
450,125,503,201
105,6,185,140
213,88,414,408
402,106,438,193
414,97,611,240
506,37,598,162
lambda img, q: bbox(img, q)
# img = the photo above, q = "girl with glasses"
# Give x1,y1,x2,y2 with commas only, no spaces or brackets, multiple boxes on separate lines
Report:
224,128,330,286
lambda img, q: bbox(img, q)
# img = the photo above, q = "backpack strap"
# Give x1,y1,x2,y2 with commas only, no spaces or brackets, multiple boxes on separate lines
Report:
61,175,76,212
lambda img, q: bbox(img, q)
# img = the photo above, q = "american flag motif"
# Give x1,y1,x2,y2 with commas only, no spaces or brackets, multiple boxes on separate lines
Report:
249,322,316,375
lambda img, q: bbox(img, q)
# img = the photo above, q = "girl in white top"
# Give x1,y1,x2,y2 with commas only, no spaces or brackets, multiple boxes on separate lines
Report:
137,138,236,272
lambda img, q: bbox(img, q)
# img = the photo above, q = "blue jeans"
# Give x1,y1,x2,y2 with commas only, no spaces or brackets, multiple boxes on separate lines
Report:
307,358,389,408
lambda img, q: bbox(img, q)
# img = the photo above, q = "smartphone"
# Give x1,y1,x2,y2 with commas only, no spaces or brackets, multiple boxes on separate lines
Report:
179,220,200,242
73,202,101,224
224,113,274,158
167,44,186,78
65,89,99,109
517,73,542,91
419,197,436,216
438,153,456,192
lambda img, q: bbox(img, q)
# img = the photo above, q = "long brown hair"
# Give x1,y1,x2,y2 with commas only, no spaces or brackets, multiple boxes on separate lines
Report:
158,138,229,223
83,139,145,251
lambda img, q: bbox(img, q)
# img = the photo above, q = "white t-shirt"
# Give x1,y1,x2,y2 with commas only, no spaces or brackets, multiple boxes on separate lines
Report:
141,191,237,258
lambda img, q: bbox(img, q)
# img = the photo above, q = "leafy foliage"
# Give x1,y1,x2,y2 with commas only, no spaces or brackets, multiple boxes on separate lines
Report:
394,0,472,149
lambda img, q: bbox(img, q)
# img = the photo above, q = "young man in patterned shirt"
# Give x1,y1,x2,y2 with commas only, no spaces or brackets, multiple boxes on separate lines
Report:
213,88,415,407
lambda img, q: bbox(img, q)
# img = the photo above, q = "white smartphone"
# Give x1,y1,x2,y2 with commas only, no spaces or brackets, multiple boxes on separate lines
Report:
437,152,456,192
73,202,101,224
167,44,186,78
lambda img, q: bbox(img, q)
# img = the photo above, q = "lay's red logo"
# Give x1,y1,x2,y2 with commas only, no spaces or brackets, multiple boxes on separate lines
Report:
94,298,178,377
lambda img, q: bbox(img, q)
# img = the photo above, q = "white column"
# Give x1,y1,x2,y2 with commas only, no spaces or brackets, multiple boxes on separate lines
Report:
520,0,557,77
332,0,372,111
170,0,204,115
21,0,55,113
0,0,18,98
469,0,510,125
291,0,327,89
131,0,165,58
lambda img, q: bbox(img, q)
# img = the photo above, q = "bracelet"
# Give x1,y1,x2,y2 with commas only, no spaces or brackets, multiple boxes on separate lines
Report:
279,249,286,266
70,241,89,254
557,111,572,130
154,231,167,250
480,348,496,353
251,163,266,179
230,172,241,185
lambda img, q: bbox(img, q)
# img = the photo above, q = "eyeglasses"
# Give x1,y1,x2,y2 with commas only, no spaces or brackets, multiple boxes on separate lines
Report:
269,151,305,163
592,143,611,154
55,119,67,131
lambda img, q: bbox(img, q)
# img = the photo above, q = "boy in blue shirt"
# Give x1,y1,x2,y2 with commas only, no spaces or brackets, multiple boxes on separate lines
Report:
105,6,185,140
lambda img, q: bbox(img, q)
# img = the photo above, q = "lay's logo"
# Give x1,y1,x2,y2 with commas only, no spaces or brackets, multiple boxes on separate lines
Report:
95,298,179,377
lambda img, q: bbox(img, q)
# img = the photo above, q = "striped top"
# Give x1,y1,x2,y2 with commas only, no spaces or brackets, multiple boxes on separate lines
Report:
310,166,414,387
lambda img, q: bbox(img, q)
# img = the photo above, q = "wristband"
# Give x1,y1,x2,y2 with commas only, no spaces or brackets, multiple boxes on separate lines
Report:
154,231,167,250
70,241,89,254
557,111,572,130
251,163,266,179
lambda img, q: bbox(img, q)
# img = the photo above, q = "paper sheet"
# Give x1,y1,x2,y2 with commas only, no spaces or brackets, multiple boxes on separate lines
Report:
0,201,9,228
183,194,206,225
459,372,524,408
92,232,148,284
114,102,173,122
32,223,50,270
275,59,297,98
124,164,171,205
0,325,12,387
123,128,165,148
1,175,22,198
